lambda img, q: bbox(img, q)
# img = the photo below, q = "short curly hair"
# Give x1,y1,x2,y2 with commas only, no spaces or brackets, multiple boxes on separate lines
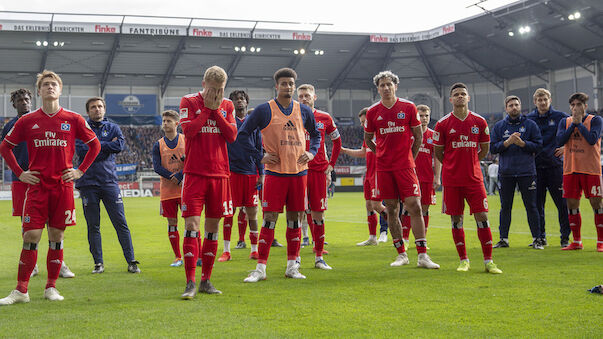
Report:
10,88,32,104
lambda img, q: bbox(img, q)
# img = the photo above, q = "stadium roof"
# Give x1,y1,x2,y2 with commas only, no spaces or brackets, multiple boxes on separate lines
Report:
0,0,601,98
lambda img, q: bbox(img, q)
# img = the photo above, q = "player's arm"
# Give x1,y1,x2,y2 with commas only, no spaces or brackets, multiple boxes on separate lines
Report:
179,97,211,136
556,118,575,147
239,105,269,158
364,132,376,153
254,129,265,176
152,142,172,179
411,125,422,159
0,140,39,184
75,138,89,158
341,145,366,158
101,124,125,154
576,116,602,145
64,117,101,182
478,142,489,160
489,124,507,154
303,107,321,157
433,157,442,188
433,145,444,163
213,105,237,143
327,122,342,171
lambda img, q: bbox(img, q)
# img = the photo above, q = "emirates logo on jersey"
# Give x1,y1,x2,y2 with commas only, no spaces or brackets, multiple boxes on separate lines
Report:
379,121,405,135
33,131,67,148
201,119,221,134
452,135,476,149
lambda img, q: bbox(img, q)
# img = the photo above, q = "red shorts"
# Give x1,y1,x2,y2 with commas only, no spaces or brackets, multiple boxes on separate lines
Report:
181,174,232,219
442,185,488,215
563,173,603,199
376,168,420,201
307,170,328,212
11,181,28,217
22,182,76,232
420,181,436,206
160,198,181,218
262,174,307,213
230,172,259,207
363,174,377,201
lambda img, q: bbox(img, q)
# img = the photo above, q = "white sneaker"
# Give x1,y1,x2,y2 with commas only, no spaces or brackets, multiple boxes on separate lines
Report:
285,263,306,279
44,287,64,301
390,252,410,267
357,238,378,246
59,262,75,278
244,268,267,283
417,253,440,269
314,259,332,270
377,232,388,243
30,264,39,278
0,290,30,306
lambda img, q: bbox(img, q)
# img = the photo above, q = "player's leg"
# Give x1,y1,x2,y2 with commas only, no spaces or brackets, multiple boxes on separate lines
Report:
400,205,411,247
443,186,470,270
358,199,378,246
245,206,260,259
517,176,543,248
167,217,182,266
466,184,501,274
218,207,234,262
384,199,408,267
495,176,515,248
311,210,330,269
198,217,222,294
283,175,307,278
80,187,104,271
44,227,65,301
585,175,603,252
550,166,570,246
563,174,583,250
535,167,549,244
102,185,138,272
180,175,203,299
237,208,248,247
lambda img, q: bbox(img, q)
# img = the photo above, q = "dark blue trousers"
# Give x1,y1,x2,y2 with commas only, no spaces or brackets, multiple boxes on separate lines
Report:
536,166,571,240
498,175,540,239
79,185,135,264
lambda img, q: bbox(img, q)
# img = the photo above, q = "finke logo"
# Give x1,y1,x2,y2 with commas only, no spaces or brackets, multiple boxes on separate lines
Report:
292,32,311,40
283,120,297,131
118,95,144,114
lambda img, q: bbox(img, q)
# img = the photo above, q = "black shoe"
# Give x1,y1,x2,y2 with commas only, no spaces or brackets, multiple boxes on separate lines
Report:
92,263,104,274
271,239,283,247
198,280,222,295
127,261,141,273
181,280,196,300
235,240,247,249
493,240,509,248
533,238,544,250
540,238,548,246
561,238,570,248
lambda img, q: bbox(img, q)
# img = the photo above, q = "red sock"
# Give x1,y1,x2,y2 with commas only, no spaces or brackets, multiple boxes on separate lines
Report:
393,238,406,254
46,246,63,289
368,212,378,236
477,227,493,261
313,220,325,257
249,231,258,246
423,214,429,235
16,247,37,293
201,236,218,281
258,225,275,265
223,216,233,242
402,215,411,241
286,226,302,260
415,238,427,254
307,213,316,242
183,234,198,282
238,211,247,242
451,228,468,261
168,225,181,259
569,211,582,243
596,211,603,243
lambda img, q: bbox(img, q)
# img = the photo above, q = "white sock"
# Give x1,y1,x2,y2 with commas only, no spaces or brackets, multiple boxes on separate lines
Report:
315,256,323,262
301,220,309,238
251,244,257,252
369,235,377,241
484,259,492,264
287,259,297,267
224,240,230,253
256,263,266,272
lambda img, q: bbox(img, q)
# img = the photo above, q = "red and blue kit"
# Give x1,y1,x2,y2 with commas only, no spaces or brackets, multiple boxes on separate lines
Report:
433,111,490,215
179,92,237,218
416,128,437,205
364,98,421,200
0,108,99,231
305,109,341,211
228,115,264,208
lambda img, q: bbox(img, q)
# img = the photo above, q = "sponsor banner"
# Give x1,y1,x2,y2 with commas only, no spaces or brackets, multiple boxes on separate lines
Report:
340,177,355,186
105,94,157,115
119,182,139,190
122,24,187,36
370,24,455,43
0,20,50,32
0,191,12,201
53,22,119,33
334,166,366,175
252,30,312,41
117,164,138,176
189,26,251,39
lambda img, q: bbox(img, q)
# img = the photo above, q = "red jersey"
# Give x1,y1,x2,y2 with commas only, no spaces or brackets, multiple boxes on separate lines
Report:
305,109,341,172
364,140,376,180
364,98,420,171
415,128,435,182
433,111,490,187
2,108,97,188
179,92,236,178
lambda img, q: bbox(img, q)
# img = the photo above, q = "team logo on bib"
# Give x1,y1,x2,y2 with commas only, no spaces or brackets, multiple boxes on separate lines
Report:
397,112,405,119
519,126,525,133
102,130,109,137
61,123,71,131
471,126,479,134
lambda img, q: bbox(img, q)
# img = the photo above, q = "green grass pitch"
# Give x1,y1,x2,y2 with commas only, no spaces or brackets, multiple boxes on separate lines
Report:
0,191,601,338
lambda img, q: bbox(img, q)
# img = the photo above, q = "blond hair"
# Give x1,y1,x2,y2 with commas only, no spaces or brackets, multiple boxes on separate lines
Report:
36,70,63,90
533,88,551,100
297,84,315,93
203,66,227,84
416,104,431,113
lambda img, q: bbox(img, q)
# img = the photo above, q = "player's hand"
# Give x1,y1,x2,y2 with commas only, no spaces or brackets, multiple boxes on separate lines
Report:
256,175,264,187
298,151,314,165
18,170,40,185
325,165,334,186
203,87,224,110
554,146,564,157
62,168,84,182
170,176,181,186
572,113,582,125
112,137,118,142
261,153,280,165
433,177,441,190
